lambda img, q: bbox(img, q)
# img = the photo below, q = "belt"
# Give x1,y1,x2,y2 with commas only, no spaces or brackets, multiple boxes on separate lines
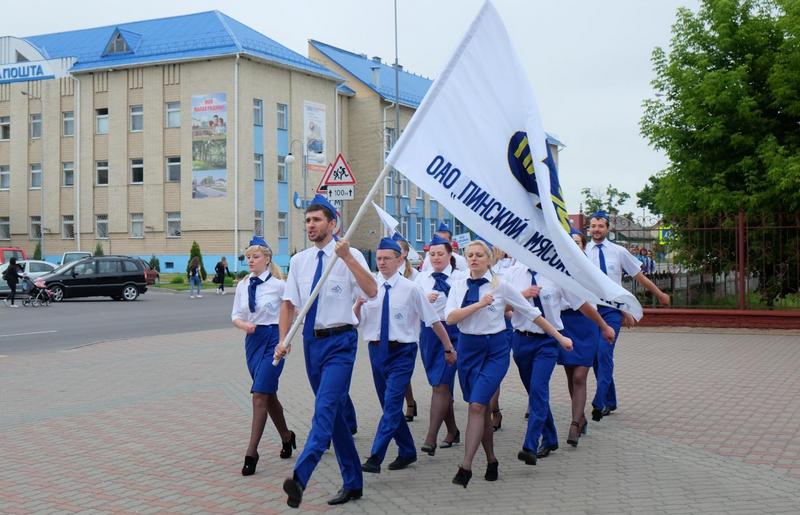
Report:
313,324,355,338
514,329,545,338
369,340,414,349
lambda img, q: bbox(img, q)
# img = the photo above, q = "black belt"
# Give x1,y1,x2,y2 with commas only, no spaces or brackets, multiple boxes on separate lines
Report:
313,324,355,338
369,340,413,349
514,329,544,338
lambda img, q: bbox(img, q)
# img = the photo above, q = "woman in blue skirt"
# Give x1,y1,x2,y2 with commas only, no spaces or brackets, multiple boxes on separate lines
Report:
445,240,572,487
415,235,466,455
558,229,616,446
231,236,296,476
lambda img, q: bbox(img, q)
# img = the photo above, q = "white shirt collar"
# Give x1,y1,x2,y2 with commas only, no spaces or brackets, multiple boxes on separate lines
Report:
378,271,401,288
249,269,271,281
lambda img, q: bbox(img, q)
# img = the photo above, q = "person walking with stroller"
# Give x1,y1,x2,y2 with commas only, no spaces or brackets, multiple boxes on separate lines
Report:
188,256,203,298
2,257,23,308
215,256,233,295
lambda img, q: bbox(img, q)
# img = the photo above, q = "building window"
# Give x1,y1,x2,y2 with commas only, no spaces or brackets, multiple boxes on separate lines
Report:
30,113,42,139
96,108,108,134
105,33,130,54
62,215,75,239
130,158,144,184
400,216,409,238
130,212,143,238
253,99,263,126
0,116,10,140
0,165,9,189
416,185,424,200
30,216,41,239
165,101,180,128
429,220,437,240
384,127,396,161
30,163,42,189
385,169,394,195
129,105,143,132
62,162,74,187
415,218,423,242
0,217,9,240
95,214,108,239
276,103,288,130
277,155,287,182
254,210,264,237
166,156,180,182
254,153,264,181
278,212,288,238
455,220,466,235
96,161,108,186
166,212,181,238
400,176,409,198
62,111,74,137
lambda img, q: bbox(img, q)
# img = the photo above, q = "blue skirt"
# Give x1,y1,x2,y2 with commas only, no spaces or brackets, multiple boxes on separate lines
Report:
558,310,597,367
245,324,284,394
419,322,459,391
457,331,510,404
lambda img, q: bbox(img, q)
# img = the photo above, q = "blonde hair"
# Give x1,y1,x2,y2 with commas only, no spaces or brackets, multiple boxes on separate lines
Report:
396,239,414,278
245,244,283,280
464,240,499,288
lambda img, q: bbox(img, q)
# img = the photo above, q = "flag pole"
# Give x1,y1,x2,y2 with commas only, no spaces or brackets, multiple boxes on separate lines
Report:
273,162,394,365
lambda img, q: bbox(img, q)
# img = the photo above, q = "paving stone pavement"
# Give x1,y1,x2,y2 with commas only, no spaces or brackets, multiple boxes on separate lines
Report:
1,327,799,514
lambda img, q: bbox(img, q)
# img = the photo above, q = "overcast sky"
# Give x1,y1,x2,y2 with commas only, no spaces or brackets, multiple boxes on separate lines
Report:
7,0,700,217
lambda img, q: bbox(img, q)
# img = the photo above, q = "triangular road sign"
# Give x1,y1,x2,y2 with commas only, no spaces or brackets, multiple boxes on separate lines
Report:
321,154,357,185
316,163,333,194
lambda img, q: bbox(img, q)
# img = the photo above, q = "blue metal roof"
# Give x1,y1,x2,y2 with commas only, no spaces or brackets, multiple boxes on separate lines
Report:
24,11,340,80
337,84,356,97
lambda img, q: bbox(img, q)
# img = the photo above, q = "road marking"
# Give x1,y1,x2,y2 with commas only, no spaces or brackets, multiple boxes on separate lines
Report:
0,330,58,339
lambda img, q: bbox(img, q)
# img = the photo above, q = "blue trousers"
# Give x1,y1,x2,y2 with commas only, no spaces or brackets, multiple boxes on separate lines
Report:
512,332,558,451
293,330,362,491
342,394,358,434
592,306,623,410
367,341,418,463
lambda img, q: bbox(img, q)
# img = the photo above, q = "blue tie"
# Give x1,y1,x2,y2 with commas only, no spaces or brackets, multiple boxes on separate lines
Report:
303,250,325,339
529,270,545,315
597,243,607,274
431,272,450,297
380,282,391,346
248,275,269,313
461,277,489,308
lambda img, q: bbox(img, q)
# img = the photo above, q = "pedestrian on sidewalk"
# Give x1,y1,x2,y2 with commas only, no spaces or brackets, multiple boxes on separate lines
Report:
232,236,296,477
187,256,203,298
2,257,23,308
214,256,233,295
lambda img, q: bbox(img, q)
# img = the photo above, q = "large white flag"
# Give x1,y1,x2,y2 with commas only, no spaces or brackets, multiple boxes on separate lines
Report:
386,1,642,318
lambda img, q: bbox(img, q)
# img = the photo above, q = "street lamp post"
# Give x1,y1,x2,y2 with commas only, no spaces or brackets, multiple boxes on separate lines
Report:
284,139,308,248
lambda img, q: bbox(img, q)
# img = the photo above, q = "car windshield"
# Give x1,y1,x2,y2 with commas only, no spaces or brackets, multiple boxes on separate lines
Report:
63,253,91,264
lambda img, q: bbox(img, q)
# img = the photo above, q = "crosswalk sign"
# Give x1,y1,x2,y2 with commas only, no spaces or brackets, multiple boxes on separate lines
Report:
321,154,357,185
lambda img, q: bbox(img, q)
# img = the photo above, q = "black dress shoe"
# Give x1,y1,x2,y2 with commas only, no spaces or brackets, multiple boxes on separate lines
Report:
440,429,460,448
536,443,558,459
361,455,381,474
282,477,304,508
591,407,604,421
484,460,499,481
517,448,537,466
327,488,362,505
452,466,472,488
388,455,416,470
601,407,612,417
241,453,259,476
420,442,437,456
280,431,296,459
351,427,358,435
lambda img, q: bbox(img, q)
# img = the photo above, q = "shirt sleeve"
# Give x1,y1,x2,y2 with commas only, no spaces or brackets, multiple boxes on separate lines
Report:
502,279,541,320
349,248,376,300
561,287,586,311
414,283,441,327
282,255,302,307
444,281,460,319
231,281,248,322
620,247,645,277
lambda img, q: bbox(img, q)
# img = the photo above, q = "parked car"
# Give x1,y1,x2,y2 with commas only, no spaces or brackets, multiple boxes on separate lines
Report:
0,247,28,265
135,258,160,285
40,256,148,302
0,260,58,296
60,251,92,266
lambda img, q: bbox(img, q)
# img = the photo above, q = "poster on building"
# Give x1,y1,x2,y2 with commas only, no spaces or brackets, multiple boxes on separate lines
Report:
191,93,227,199
304,101,326,173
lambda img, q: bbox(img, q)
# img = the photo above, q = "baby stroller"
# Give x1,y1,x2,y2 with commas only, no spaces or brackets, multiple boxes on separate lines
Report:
21,277,55,307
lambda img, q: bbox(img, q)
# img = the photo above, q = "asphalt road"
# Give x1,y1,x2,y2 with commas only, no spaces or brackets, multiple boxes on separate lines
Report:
0,288,236,355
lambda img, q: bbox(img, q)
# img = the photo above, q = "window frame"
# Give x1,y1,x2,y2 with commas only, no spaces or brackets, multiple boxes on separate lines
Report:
253,99,263,126
0,116,10,140
130,158,144,184
62,215,75,240
62,111,74,137
166,211,181,238
278,212,288,239
129,105,143,132
400,216,409,238
130,212,144,239
96,160,109,186
29,215,42,240
0,165,9,190
62,161,74,187
276,103,288,130
95,214,109,239
277,155,288,183
254,210,264,237
165,101,181,128
415,218,423,242
30,163,42,189
0,217,10,240
29,113,42,140
165,156,181,182
254,153,263,181
95,108,109,135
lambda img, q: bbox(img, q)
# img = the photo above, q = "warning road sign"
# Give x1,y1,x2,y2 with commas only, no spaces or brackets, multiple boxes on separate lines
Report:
326,184,354,201
321,154,356,185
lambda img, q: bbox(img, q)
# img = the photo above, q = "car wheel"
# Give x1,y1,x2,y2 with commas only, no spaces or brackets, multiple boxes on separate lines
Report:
50,285,65,302
121,284,139,301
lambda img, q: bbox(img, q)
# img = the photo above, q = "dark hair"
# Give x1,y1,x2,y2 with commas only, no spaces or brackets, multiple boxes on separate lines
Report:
429,241,456,269
573,231,587,249
8,257,16,266
305,203,335,222
590,216,609,228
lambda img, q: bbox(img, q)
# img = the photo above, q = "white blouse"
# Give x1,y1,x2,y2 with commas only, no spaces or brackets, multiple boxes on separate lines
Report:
231,270,285,325
358,272,440,343
415,265,468,320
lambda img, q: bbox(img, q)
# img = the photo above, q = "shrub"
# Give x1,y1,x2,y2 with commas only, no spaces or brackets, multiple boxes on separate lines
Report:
149,255,160,272
170,276,184,285
94,243,104,257
186,241,207,280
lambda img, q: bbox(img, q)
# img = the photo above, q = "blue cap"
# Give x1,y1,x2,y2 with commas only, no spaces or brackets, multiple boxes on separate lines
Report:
475,235,493,250
569,226,582,237
428,234,450,247
437,221,452,235
308,194,338,221
391,232,407,243
248,235,271,248
591,210,609,222
377,237,402,253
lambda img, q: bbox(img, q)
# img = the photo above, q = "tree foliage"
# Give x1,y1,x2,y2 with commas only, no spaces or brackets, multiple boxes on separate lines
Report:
94,243,104,257
32,242,41,261
187,241,207,280
581,185,632,217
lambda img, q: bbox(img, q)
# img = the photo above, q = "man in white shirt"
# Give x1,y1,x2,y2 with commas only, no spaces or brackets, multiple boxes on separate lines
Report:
585,211,670,421
421,222,468,271
355,237,454,474
275,195,378,508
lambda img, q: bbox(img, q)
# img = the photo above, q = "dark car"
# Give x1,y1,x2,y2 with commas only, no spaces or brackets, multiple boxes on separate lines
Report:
40,256,148,302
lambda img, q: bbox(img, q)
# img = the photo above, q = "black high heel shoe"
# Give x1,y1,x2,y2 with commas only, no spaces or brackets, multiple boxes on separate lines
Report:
492,409,502,431
280,431,296,459
440,429,460,448
242,453,259,476
452,466,472,488
420,442,437,456
405,401,417,422
566,421,581,447
484,460,499,481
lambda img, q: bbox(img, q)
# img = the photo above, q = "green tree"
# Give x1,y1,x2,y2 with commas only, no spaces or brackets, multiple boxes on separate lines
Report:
32,242,42,260
186,241,207,280
94,243,104,256
581,185,632,217
149,255,160,272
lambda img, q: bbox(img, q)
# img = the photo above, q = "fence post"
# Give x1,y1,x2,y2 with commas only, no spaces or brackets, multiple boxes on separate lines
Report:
736,209,746,310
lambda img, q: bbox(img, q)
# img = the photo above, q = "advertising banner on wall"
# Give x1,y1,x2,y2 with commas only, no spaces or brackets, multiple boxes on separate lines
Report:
303,101,326,173
191,93,227,199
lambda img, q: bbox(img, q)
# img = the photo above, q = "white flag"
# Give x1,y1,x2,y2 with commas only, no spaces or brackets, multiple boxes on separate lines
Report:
372,201,399,237
386,1,642,318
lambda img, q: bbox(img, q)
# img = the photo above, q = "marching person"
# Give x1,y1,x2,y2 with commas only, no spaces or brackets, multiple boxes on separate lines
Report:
444,240,572,487
393,233,420,421
355,237,455,474
586,211,670,421
275,195,377,508
508,259,614,461
215,256,233,295
231,237,296,476
421,222,467,271
415,234,465,455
